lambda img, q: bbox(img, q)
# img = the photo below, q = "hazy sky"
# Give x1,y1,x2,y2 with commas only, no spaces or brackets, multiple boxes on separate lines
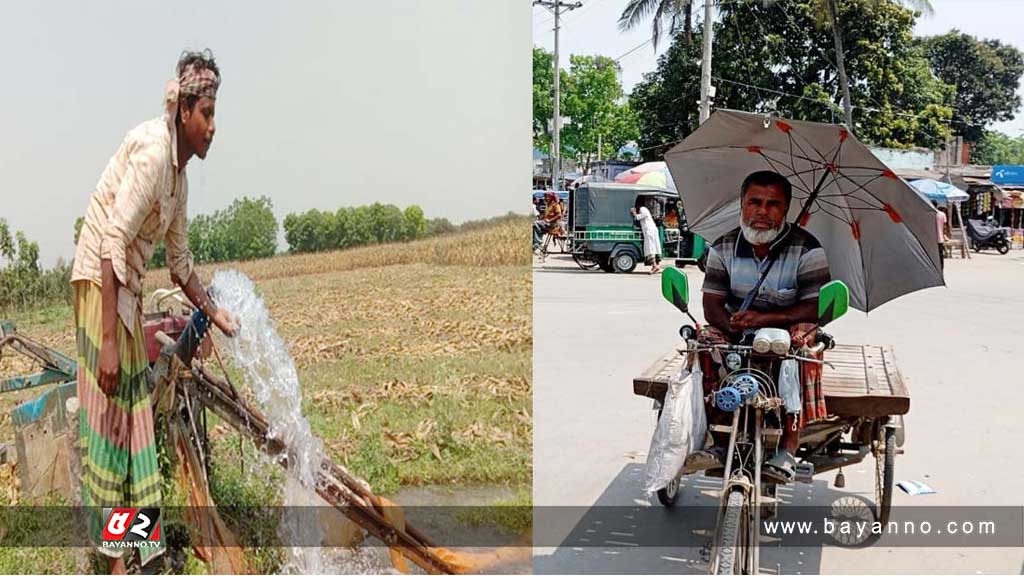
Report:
1,1,530,266
533,0,1024,133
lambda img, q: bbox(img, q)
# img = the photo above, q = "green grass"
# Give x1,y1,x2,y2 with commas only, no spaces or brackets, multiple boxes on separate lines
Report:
6,304,74,332
0,493,86,574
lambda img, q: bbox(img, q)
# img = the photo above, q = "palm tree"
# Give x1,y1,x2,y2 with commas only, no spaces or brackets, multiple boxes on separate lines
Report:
618,0,693,48
619,0,934,131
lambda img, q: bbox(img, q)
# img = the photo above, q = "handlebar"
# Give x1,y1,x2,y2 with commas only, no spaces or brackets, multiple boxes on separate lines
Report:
679,325,837,362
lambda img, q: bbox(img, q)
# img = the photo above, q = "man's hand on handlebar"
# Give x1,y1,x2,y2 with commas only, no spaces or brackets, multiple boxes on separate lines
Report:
698,325,731,345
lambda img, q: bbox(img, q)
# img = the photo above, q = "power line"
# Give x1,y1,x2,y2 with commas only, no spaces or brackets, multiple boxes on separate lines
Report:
614,38,654,62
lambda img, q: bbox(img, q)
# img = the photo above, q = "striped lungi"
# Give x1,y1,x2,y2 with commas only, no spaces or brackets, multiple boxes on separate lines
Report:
799,347,828,426
73,280,163,565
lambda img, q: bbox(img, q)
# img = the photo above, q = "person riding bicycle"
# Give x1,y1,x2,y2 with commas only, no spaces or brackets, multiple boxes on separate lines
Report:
688,170,831,483
533,191,565,252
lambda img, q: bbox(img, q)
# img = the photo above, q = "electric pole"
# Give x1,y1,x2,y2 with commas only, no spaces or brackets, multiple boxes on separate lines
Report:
536,0,582,189
699,0,714,124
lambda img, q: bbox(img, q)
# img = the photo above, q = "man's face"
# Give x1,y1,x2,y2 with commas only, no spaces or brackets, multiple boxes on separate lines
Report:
741,183,789,234
181,96,217,159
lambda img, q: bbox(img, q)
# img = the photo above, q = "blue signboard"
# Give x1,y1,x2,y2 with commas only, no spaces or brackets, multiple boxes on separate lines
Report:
991,165,1024,185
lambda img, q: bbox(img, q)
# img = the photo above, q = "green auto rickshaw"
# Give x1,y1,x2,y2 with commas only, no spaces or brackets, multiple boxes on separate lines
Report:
569,182,707,273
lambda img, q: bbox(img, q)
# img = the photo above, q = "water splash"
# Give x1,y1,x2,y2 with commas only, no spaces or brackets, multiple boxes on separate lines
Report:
211,270,325,573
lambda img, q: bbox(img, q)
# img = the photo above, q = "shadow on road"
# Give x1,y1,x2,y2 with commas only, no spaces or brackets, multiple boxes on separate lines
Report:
534,461,887,574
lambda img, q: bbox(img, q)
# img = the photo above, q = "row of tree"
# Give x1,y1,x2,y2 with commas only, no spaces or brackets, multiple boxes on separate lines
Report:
72,198,462,265
973,131,1024,165
281,203,428,254
0,219,70,313
534,0,1024,163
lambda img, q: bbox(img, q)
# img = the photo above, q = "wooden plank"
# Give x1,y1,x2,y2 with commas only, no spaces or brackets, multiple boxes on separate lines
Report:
826,395,909,417
633,380,667,401
881,346,909,398
862,346,879,395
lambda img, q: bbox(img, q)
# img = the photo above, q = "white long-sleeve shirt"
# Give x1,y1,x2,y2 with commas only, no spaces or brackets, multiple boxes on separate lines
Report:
635,207,661,257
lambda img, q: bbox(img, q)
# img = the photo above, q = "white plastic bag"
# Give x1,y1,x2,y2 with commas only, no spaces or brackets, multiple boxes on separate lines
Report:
779,358,802,414
644,356,707,494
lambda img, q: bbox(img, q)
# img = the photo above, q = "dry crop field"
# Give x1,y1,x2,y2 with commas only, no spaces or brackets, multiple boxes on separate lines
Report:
0,218,531,572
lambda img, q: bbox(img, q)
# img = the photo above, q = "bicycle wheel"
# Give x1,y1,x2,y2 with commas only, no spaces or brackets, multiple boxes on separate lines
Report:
874,426,895,524
713,489,748,574
573,252,600,270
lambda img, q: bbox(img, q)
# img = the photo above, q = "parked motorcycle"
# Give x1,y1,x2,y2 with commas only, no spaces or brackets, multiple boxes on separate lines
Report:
966,219,1011,254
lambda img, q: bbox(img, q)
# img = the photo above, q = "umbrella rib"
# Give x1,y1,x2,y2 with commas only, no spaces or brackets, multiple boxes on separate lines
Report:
786,136,819,195
788,129,830,165
857,224,871,313
817,190,884,210
757,151,814,197
814,200,854,225
831,171,893,211
834,170,944,288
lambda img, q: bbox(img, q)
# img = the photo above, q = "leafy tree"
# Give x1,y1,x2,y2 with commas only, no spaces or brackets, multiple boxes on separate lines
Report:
283,203,431,253
916,31,1024,141
533,47,557,153
561,55,639,168
426,217,456,236
0,219,71,313
972,130,1024,165
73,217,85,245
403,206,427,240
618,0,933,132
630,1,952,159
187,196,278,263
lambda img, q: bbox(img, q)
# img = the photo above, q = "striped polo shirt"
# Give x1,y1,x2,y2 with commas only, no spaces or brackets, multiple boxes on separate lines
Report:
702,224,831,313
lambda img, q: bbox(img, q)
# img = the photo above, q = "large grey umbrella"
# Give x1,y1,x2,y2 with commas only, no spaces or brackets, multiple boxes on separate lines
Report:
665,109,943,312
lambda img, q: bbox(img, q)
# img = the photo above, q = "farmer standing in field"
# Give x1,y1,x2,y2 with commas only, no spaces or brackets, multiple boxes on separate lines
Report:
71,49,239,574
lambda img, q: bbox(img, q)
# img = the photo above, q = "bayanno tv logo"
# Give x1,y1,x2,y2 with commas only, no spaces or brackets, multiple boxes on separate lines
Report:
101,508,162,550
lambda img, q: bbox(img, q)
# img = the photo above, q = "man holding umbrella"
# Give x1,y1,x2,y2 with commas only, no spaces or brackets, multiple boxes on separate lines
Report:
695,170,830,482
665,109,944,483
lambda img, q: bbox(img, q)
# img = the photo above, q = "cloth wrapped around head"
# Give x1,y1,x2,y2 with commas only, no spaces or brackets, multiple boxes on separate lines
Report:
164,51,221,119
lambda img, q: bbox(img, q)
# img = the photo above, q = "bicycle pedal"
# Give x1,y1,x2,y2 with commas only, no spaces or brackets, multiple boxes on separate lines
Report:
794,462,814,483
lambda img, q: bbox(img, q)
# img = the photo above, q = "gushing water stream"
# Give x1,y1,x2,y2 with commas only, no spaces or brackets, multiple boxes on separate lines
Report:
210,270,327,574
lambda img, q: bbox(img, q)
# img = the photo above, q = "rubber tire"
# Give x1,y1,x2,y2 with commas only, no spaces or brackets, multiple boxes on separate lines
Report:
971,240,981,253
598,255,615,273
875,426,896,525
652,406,679,507
996,239,1010,254
715,489,747,575
657,477,680,508
573,253,600,270
612,251,638,274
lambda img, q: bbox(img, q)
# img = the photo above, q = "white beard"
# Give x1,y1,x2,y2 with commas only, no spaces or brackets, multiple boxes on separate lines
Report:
740,219,782,246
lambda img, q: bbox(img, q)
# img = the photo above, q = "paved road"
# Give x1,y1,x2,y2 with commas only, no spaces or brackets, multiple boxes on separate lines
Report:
533,250,1024,574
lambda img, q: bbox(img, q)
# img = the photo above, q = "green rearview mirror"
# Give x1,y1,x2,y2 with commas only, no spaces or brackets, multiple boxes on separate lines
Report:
818,280,849,325
661,267,690,313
